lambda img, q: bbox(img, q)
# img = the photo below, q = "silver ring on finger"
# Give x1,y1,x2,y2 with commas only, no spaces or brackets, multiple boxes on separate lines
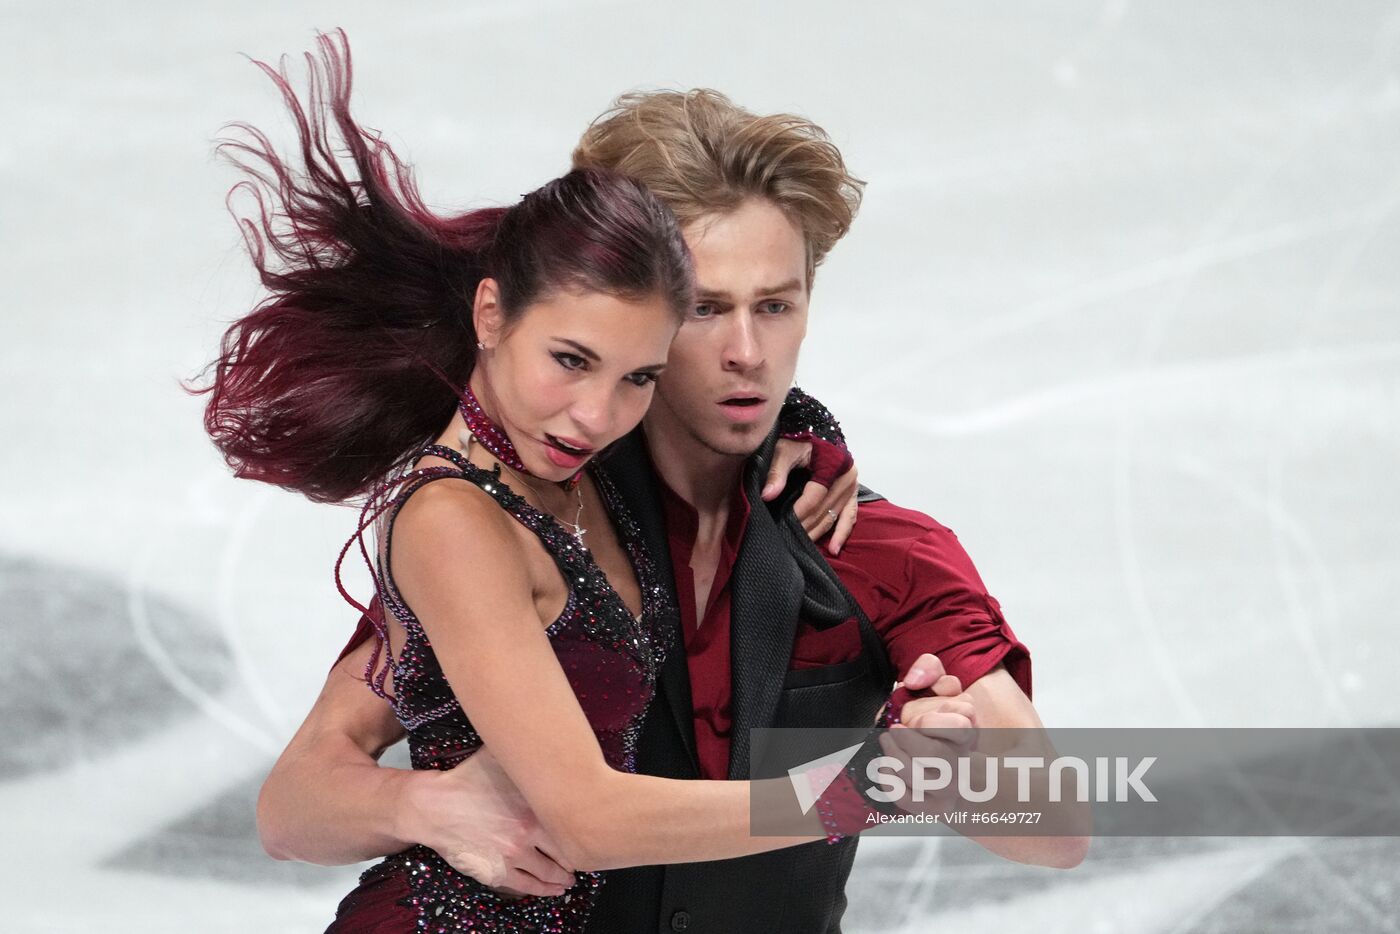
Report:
825,508,838,525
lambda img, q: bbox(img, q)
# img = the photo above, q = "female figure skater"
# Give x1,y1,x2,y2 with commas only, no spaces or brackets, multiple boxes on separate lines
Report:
200,32,851,933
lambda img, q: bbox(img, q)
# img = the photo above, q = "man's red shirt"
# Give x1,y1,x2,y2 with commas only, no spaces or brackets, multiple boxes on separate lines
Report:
655,478,1031,780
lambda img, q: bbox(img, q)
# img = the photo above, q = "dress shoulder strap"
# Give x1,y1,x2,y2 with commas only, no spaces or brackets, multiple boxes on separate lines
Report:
379,445,595,590
335,443,581,700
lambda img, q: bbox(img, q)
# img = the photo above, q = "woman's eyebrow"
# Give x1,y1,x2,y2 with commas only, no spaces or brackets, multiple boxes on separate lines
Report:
555,338,665,372
552,338,600,361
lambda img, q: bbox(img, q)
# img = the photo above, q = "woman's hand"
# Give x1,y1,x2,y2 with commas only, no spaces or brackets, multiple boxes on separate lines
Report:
410,746,576,897
764,437,860,554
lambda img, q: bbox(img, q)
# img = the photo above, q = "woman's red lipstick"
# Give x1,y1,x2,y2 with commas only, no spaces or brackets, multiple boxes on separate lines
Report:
543,434,594,469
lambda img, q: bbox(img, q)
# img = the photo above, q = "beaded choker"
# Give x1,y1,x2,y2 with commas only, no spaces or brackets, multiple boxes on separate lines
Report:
457,384,584,490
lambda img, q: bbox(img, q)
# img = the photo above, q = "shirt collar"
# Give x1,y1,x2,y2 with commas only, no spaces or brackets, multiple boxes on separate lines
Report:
655,472,751,564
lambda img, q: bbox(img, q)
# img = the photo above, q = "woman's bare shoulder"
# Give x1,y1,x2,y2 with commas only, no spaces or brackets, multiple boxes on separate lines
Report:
390,473,518,557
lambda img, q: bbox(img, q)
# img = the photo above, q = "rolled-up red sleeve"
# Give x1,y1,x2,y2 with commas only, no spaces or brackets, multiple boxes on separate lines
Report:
331,594,382,671
830,500,1032,700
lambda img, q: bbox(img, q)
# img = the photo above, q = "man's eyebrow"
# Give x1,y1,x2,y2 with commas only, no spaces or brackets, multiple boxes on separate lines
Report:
552,338,600,361
695,278,804,300
758,278,804,295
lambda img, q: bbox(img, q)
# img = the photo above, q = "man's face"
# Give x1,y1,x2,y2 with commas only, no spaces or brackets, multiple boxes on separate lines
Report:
649,198,809,457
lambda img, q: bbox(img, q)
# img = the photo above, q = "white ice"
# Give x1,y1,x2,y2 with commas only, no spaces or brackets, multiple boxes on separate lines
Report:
2,1,1397,930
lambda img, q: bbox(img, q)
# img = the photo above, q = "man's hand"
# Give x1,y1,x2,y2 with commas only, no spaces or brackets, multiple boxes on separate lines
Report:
895,652,978,731
764,437,859,554
407,746,576,897
875,652,980,814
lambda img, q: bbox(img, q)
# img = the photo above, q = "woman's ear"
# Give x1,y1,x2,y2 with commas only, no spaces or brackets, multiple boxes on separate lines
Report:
472,278,505,349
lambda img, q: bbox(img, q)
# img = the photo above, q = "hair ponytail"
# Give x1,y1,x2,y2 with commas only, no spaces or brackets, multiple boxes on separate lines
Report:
194,30,500,502
195,30,693,503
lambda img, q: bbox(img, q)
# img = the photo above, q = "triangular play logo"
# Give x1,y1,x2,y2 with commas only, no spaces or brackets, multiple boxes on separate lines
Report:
788,742,866,814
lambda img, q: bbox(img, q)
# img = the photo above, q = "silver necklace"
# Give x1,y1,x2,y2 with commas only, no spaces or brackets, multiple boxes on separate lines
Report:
460,429,587,546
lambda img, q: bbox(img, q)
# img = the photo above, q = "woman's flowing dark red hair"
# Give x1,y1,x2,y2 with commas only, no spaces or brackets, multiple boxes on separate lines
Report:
193,29,692,504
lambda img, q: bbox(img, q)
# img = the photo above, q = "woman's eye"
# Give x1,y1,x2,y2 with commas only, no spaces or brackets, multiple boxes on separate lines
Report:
625,372,659,387
552,352,587,371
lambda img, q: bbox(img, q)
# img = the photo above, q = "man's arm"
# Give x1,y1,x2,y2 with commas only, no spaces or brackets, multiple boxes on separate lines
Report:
824,498,1085,866
257,634,575,896
898,658,1091,868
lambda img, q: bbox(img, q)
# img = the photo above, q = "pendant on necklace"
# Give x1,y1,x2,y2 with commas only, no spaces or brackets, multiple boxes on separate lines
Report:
571,525,588,547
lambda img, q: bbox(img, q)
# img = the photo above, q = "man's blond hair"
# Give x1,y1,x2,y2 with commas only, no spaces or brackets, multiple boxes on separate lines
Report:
572,89,863,285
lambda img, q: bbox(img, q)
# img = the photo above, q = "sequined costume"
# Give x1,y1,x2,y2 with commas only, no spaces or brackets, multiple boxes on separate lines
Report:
326,442,675,934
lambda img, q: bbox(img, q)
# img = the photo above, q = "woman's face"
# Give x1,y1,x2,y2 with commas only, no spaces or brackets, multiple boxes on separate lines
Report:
473,280,679,482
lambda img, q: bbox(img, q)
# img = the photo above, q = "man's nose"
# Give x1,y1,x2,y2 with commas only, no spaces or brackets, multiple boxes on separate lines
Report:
723,312,763,371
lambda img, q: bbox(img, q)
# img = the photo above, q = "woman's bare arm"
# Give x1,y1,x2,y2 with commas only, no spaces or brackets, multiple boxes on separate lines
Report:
257,636,576,895
391,479,825,873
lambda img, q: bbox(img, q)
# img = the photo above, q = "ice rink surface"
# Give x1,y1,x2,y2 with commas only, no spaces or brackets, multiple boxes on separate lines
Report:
3,1,1397,930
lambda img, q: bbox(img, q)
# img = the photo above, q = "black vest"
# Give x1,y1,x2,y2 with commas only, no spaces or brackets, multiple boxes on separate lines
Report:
588,429,894,934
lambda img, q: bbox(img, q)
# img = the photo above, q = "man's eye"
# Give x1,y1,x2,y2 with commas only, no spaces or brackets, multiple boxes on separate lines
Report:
625,372,659,387
692,303,716,319
552,352,587,370
761,301,788,315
